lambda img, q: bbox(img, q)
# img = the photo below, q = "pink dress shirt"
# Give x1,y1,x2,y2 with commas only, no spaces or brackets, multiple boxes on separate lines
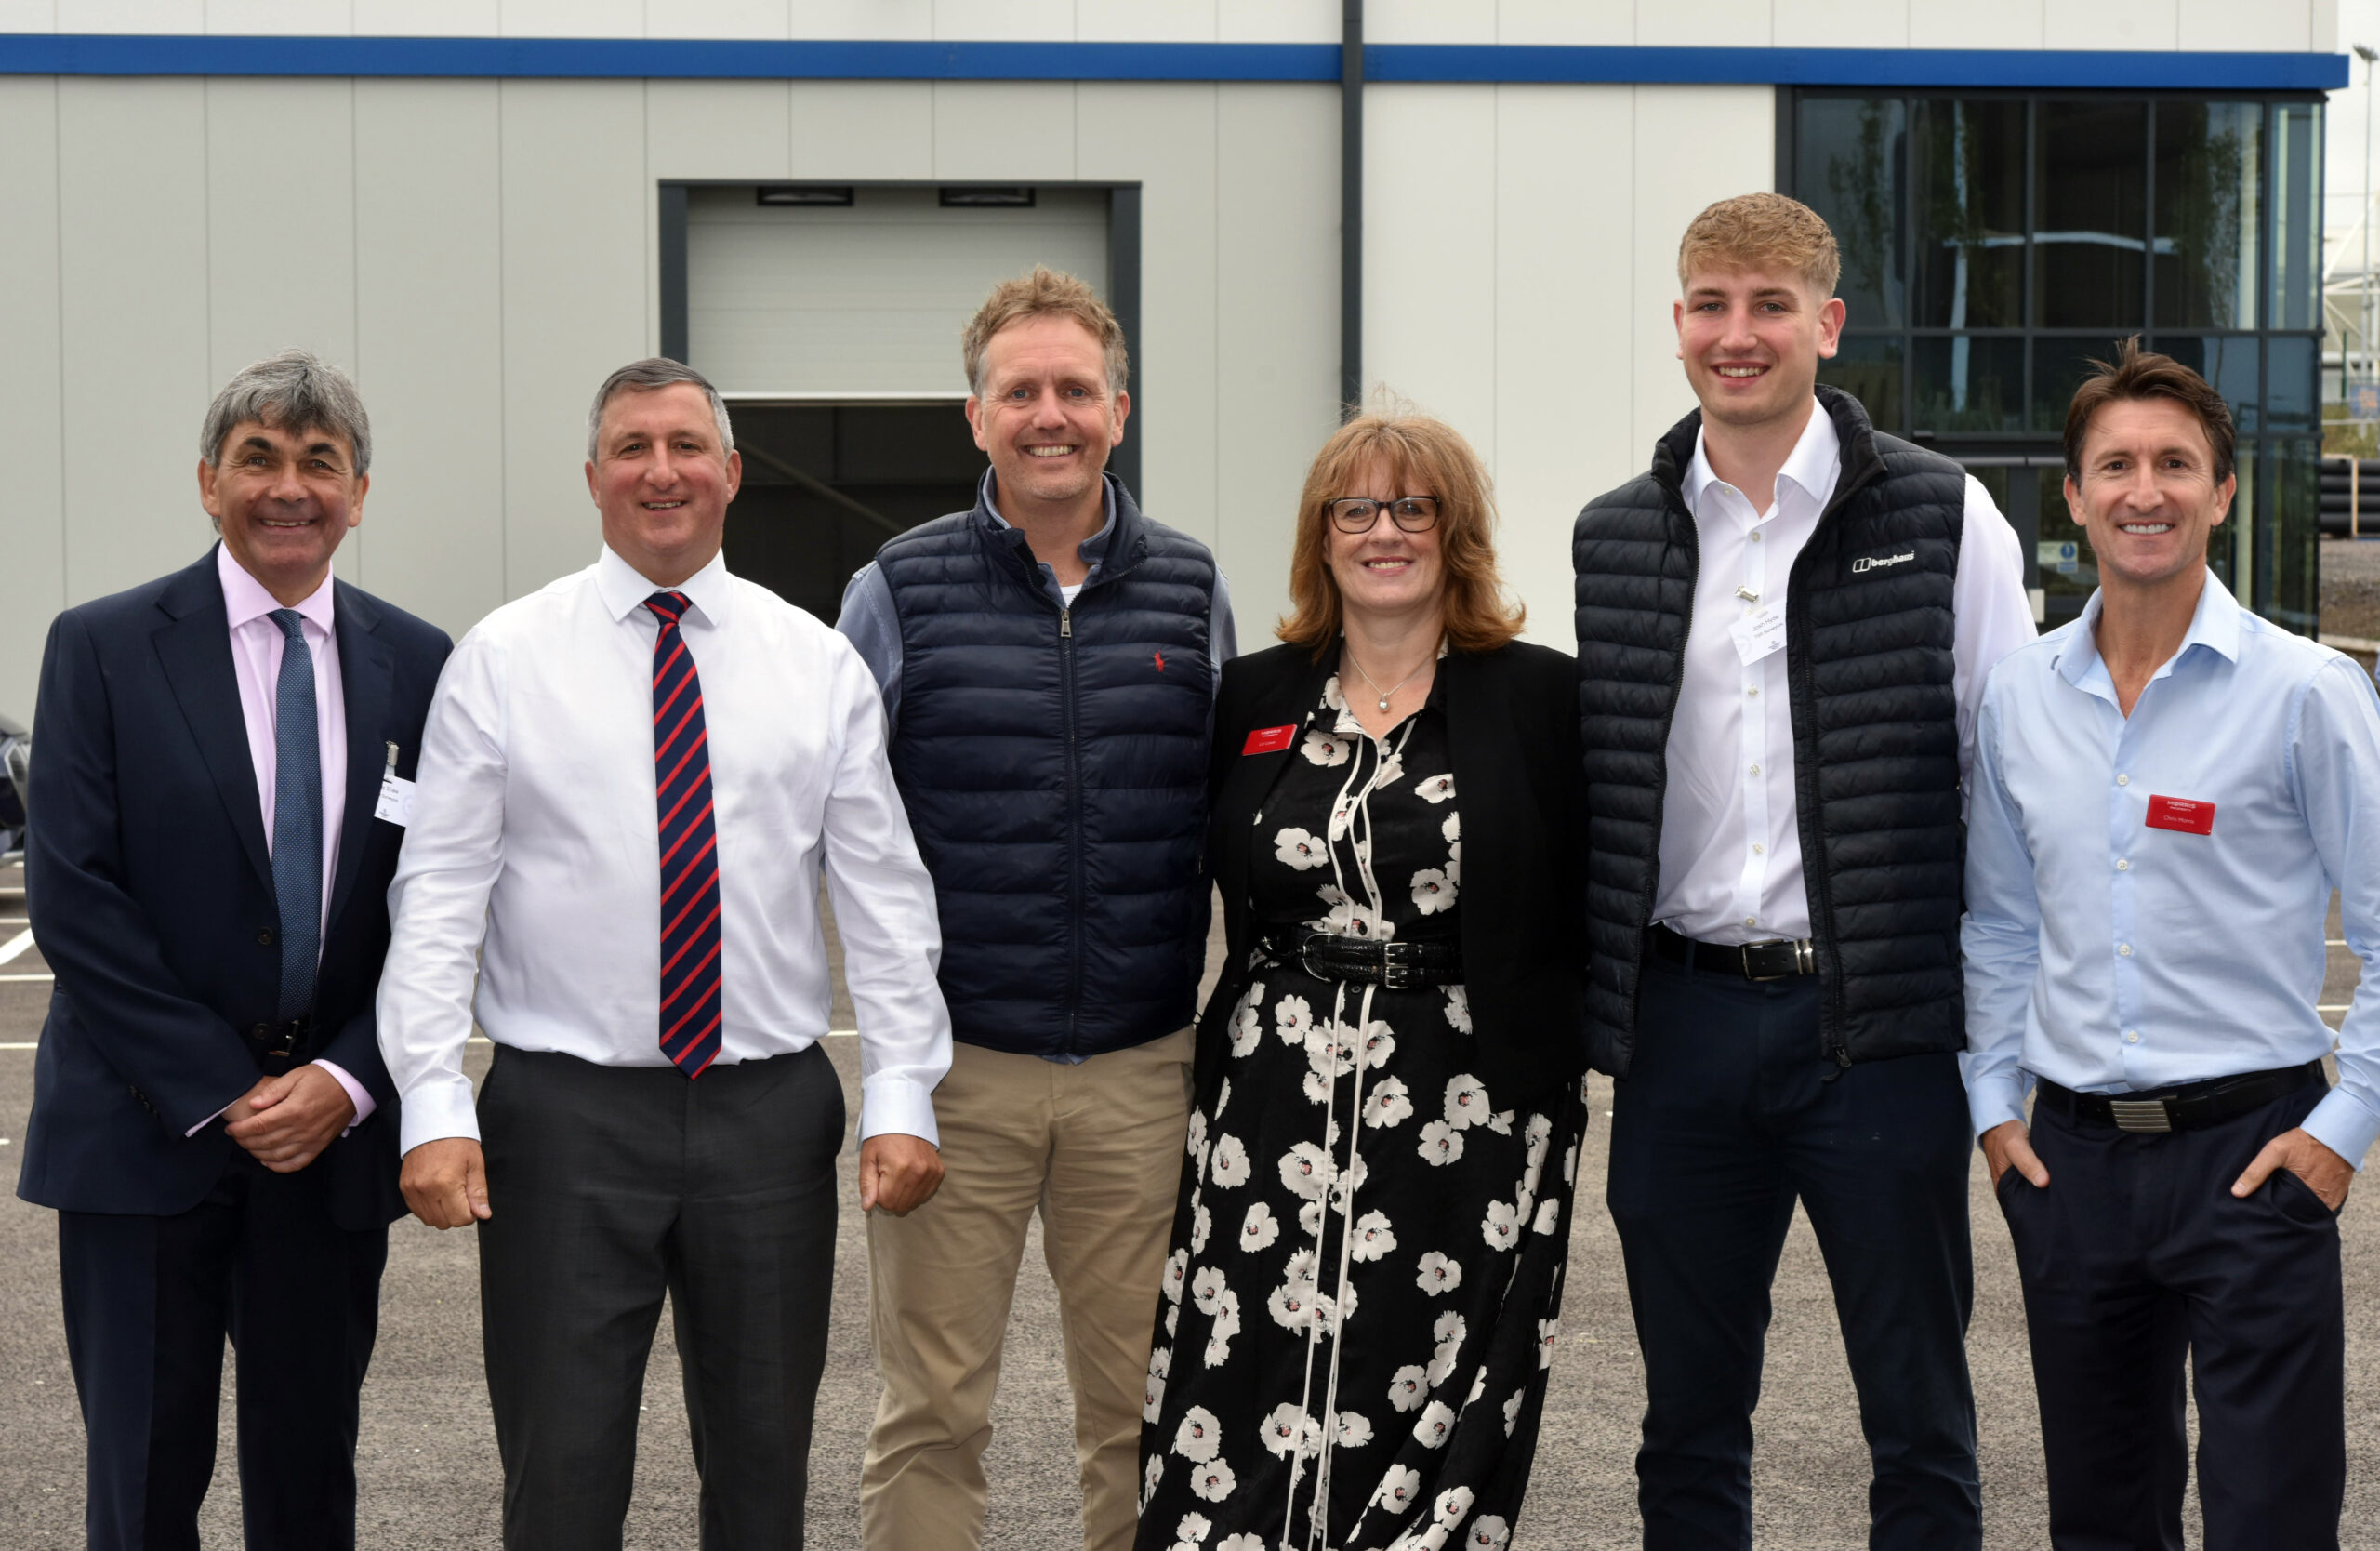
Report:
205,544,373,1129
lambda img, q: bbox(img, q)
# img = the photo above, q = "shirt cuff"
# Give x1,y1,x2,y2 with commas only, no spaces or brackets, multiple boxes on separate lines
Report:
396,1073,483,1156
184,1099,234,1139
858,1075,940,1149
2300,1088,2380,1174
1966,1073,2031,1140
311,1059,374,1133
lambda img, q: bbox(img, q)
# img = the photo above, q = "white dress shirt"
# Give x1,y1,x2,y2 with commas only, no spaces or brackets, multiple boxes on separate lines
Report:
1656,401,2036,945
214,544,371,1129
377,545,952,1157
1962,576,2380,1168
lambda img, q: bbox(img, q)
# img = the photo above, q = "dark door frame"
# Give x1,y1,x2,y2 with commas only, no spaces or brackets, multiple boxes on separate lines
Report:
657,178,1145,494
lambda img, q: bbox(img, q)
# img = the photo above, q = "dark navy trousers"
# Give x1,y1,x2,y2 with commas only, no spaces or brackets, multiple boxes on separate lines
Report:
2000,1081,2344,1551
59,1158,388,1551
1606,949,1980,1551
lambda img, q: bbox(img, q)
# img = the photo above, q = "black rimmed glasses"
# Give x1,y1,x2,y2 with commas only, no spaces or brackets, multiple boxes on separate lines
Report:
1326,496,1441,534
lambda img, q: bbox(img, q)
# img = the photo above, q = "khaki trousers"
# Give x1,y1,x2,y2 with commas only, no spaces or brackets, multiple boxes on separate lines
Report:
862,1027,1194,1551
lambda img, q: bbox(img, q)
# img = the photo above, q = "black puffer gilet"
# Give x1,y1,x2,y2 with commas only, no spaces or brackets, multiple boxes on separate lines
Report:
1571,386,1969,1077
876,477,1218,1058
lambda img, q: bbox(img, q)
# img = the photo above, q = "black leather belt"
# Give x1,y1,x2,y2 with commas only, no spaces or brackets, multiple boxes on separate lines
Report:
1258,932,1462,990
1648,922,1816,981
2035,1061,2323,1135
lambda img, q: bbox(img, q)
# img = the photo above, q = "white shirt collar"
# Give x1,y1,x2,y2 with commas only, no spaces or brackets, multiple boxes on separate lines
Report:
595,543,734,629
217,540,336,634
1682,396,1842,521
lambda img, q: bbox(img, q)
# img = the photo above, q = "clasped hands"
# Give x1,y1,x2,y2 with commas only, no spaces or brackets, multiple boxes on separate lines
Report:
222,1064,356,1173
397,1131,946,1230
1981,1119,2354,1212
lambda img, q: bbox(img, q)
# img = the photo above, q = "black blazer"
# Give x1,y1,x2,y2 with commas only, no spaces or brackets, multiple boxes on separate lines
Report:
1199,639,1589,1107
17,547,451,1229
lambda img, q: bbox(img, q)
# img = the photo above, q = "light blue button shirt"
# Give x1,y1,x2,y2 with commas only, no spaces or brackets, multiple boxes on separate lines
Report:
1962,574,2380,1170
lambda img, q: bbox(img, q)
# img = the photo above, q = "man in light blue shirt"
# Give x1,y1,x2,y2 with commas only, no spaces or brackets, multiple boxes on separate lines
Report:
1964,341,2380,1551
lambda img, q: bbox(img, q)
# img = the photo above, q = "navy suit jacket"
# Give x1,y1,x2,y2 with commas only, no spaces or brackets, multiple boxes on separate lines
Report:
16,547,451,1230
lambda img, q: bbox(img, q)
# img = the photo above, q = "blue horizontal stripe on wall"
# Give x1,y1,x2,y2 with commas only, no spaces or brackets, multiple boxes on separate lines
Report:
1368,44,2348,90
0,34,2347,91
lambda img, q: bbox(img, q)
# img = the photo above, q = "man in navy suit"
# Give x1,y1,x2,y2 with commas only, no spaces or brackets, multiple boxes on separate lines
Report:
17,351,450,1550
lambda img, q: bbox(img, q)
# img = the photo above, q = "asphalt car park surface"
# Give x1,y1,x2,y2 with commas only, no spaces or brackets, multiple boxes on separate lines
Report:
0,855,2371,1548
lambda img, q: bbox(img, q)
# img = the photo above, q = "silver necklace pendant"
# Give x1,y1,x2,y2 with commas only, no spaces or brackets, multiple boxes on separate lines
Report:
1376,696,1391,711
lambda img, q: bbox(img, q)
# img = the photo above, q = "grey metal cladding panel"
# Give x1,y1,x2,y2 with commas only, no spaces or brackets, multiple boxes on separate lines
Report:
57,77,216,606
499,79,651,602
0,77,63,726
685,184,1110,397
1212,83,1340,641
354,78,506,634
205,78,357,388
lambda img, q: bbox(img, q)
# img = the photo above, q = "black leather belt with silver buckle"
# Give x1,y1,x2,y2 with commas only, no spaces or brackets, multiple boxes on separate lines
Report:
1258,932,1463,991
1648,922,1816,982
2035,1060,2323,1135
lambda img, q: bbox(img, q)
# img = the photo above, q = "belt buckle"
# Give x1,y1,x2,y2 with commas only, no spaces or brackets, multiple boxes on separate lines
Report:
2108,1097,2174,1133
1299,936,1329,982
1379,944,1418,992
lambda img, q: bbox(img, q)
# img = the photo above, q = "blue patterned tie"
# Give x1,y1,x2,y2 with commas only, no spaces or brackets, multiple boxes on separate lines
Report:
268,609,322,1021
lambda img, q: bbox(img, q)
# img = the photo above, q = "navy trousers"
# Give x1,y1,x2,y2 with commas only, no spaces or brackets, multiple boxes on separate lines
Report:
1606,949,1980,1551
2000,1081,2345,1551
59,1159,388,1551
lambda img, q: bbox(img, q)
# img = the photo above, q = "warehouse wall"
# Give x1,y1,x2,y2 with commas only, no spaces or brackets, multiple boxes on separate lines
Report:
1361,82,1776,651
0,74,1342,722
0,0,2334,49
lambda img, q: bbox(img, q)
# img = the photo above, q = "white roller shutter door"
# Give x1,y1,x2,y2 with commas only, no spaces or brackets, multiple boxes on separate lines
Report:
687,185,1111,399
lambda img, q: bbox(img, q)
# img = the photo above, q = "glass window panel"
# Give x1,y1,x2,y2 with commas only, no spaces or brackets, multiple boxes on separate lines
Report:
2153,101,2261,329
2035,102,2149,327
2216,442,2256,599
2038,466,2097,617
1913,335,2025,432
1798,98,1907,328
2031,336,2128,432
2271,103,2322,332
1912,99,2026,328
2262,437,2318,630
2151,335,2261,431
2266,335,2315,429
1818,335,1905,432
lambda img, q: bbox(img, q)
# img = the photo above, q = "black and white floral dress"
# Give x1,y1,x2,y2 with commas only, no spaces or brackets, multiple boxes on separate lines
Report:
1135,675,1587,1551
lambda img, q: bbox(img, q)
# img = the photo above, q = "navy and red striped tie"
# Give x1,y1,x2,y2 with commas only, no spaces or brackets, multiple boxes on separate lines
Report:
646,590,722,1078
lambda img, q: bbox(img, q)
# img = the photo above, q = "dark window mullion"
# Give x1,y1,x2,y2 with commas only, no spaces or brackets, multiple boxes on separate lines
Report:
2143,99,2157,336
2023,98,2038,415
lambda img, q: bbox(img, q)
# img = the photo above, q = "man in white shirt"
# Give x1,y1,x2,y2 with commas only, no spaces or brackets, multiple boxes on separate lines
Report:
1570,194,2036,1549
377,359,952,1549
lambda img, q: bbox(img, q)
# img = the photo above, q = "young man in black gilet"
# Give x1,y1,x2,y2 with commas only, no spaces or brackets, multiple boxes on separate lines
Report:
1570,193,2034,1550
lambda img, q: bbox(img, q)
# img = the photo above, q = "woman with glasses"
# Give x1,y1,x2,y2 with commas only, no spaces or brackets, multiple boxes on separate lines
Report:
1135,409,1589,1551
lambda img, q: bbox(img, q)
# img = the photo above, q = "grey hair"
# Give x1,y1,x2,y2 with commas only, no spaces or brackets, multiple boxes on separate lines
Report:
586,358,735,463
201,350,372,473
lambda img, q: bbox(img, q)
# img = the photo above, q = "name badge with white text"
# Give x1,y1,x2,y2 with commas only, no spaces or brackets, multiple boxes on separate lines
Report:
1729,604,1787,667
374,774,416,827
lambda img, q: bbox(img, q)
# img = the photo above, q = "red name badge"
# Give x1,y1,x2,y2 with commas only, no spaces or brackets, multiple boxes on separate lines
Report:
2145,795,2215,836
1242,724,1299,756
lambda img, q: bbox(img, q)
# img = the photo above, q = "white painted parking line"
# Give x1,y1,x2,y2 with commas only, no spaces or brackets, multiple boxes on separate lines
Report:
0,928,33,965
0,974,51,983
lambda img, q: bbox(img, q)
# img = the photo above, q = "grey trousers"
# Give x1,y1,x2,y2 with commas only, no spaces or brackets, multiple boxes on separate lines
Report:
477,1043,844,1551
